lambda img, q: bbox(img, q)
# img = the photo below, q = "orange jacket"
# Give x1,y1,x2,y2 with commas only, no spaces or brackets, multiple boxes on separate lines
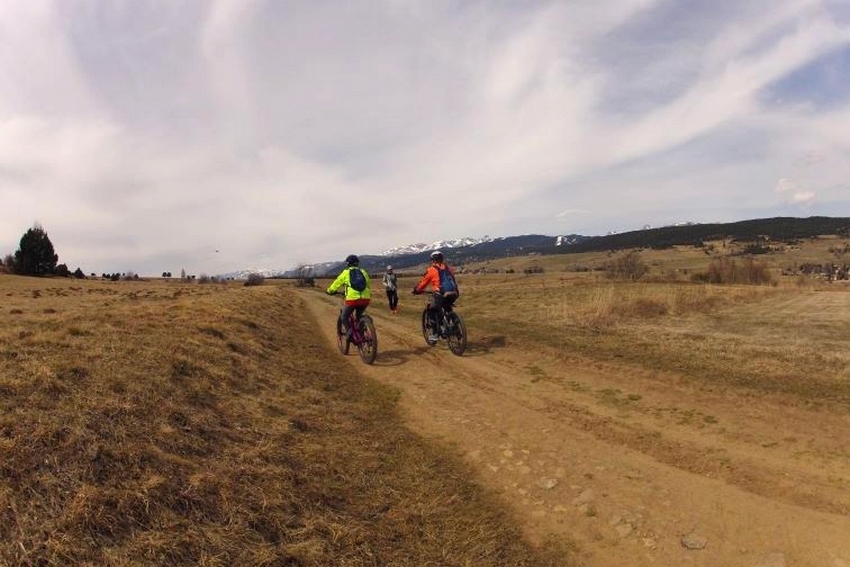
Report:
414,262,455,294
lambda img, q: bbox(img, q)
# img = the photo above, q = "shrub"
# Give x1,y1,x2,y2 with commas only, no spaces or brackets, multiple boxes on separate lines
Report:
605,251,647,281
244,273,265,287
691,257,774,285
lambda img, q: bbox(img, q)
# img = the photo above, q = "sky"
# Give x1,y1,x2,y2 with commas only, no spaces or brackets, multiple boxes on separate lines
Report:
2,0,849,277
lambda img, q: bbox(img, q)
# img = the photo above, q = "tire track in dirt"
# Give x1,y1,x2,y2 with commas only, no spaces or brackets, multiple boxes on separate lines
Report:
300,290,850,567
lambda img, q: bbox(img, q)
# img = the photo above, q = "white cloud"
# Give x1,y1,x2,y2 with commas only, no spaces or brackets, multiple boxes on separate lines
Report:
791,191,816,204
1,0,849,275
776,178,796,192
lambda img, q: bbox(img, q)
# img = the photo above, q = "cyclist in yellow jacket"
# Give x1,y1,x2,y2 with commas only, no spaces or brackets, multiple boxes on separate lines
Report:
327,254,371,336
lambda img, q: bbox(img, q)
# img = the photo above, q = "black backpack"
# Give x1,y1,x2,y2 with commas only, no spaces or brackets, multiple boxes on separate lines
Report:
349,267,367,292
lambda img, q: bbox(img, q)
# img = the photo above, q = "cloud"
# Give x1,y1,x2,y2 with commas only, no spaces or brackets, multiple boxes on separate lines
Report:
556,209,591,218
1,0,849,275
775,178,796,192
791,191,816,204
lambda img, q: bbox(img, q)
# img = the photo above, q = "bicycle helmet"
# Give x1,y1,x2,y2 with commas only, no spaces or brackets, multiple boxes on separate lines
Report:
430,250,443,263
345,254,359,266
386,265,393,271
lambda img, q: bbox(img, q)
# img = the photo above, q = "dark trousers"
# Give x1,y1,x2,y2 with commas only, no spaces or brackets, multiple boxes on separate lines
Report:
427,292,456,327
340,303,368,334
386,288,398,310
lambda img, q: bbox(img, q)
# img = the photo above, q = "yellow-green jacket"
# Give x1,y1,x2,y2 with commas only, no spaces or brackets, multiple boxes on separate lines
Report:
327,267,372,301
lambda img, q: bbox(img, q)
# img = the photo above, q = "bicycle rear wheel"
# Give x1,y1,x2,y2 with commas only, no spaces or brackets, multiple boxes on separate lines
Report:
357,315,377,364
421,307,438,346
445,311,467,356
336,316,350,355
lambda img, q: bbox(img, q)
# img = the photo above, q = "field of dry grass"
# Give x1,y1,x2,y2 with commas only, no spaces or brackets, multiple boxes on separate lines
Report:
453,235,850,402
2,236,849,567
455,275,850,402
0,275,563,566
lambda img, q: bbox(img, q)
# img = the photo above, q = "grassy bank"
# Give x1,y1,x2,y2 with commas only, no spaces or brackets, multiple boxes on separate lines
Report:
0,275,566,566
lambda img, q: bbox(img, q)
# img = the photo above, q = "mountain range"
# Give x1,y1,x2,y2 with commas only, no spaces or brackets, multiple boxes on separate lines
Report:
222,216,850,279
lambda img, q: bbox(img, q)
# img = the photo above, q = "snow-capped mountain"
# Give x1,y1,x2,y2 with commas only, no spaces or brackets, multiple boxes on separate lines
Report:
379,236,497,256
218,234,583,279
211,217,849,280
219,261,339,280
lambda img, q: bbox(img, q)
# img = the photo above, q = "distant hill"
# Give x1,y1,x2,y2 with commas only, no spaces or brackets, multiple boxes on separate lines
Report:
345,216,850,275
552,216,850,254
232,216,850,279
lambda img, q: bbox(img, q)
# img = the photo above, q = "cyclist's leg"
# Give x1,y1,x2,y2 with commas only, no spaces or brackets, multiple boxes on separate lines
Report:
442,292,457,311
353,299,370,325
430,293,443,328
340,304,355,335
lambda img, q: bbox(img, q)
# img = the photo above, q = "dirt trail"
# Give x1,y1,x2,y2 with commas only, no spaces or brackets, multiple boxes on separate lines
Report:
301,291,850,567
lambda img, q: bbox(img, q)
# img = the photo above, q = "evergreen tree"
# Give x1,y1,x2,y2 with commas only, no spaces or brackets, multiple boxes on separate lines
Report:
13,225,58,276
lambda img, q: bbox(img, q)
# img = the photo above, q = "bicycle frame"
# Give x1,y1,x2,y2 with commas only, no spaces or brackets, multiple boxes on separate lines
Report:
420,295,467,356
344,310,366,345
332,291,377,364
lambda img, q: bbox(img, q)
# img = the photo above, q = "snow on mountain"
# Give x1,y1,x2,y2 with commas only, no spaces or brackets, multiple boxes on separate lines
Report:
219,261,339,280
379,236,498,256
555,235,582,246
220,233,584,279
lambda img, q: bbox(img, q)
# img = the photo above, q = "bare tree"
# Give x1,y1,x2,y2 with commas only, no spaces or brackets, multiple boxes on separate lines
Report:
295,264,315,287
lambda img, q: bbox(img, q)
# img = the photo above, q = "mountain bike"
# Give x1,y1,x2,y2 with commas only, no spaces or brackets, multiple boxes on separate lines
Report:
334,297,378,364
419,294,467,356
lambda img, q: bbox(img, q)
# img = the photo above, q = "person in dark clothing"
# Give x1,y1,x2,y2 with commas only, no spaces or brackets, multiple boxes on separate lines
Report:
382,265,399,313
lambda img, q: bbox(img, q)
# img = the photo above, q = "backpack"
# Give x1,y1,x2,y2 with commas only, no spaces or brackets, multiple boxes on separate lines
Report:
349,267,367,292
437,265,458,294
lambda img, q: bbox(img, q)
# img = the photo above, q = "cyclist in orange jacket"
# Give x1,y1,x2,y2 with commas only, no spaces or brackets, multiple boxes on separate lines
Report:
412,250,459,341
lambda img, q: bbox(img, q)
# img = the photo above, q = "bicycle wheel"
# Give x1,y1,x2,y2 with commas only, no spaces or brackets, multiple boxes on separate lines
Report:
336,316,350,355
357,315,377,364
421,307,438,346
445,311,467,356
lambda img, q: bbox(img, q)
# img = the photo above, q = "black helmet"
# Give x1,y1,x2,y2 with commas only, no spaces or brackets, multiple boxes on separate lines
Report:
430,250,443,263
345,254,359,266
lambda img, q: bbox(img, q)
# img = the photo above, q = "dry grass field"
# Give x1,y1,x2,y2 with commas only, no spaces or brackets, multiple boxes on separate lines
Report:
2,236,850,567
0,275,564,566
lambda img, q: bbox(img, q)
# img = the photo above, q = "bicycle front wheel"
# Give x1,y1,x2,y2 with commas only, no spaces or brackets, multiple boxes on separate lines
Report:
357,315,377,364
421,307,437,346
336,316,350,355
445,311,467,356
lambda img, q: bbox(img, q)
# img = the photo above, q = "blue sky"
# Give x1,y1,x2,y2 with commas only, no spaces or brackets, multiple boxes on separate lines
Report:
2,0,849,276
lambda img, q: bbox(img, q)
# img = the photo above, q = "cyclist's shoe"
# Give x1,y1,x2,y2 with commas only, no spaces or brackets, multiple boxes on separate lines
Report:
428,333,439,342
